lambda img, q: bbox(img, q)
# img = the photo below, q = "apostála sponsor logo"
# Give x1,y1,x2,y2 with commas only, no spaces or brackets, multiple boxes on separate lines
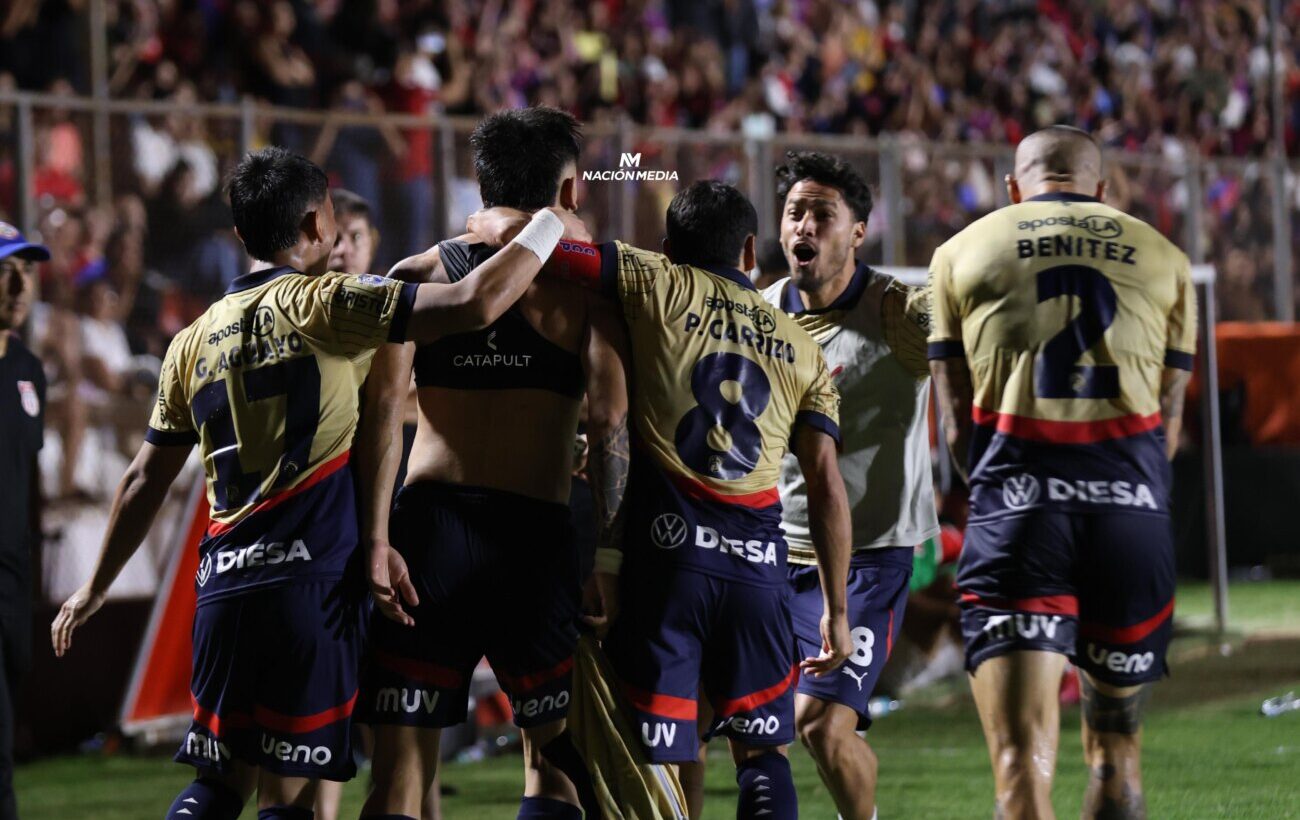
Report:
582,151,679,182
1002,474,1041,510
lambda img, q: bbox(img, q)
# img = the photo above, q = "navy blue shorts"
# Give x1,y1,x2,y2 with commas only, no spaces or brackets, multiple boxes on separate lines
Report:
788,548,911,729
360,481,580,729
605,565,797,763
178,578,365,781
958,509,1175,687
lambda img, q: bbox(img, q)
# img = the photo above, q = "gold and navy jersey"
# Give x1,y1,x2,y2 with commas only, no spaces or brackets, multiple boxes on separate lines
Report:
547,240,840,586
147,266,416,600
927,192,1196,519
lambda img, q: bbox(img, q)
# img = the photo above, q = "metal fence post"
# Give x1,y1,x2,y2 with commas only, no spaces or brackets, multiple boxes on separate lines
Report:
437,115,455,241
238,96,256,158
15,98,36,237
879,136,904,266
1185,153,1205,264
1271,154,1293,320
1198,280,1230,635
89,0,112,209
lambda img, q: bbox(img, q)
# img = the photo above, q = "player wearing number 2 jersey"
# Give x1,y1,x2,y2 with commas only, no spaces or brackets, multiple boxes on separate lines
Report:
50,148,575,820
472,180,853,820
928,127,1195,819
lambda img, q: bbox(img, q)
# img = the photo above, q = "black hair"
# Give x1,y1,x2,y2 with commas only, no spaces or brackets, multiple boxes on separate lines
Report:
330,188,372,224
774,151,873,224
471,107,582,210
227,147,329,262
665,181,758,269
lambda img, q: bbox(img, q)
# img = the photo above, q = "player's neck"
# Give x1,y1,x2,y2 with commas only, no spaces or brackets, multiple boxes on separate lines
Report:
802,264,857,311
1021,181,1097,201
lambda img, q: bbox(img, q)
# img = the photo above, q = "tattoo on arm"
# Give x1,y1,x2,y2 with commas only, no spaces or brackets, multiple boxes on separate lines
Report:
1080,677,1150,735
588,415,629,551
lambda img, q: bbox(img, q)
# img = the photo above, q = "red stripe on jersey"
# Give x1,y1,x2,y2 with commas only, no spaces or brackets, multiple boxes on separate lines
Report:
886,610,895,658
374,650,466,689
191,696,253,737
960,592,1080,616
1080,599,1174,645
495,657,575,694
252,692,357,735
206,450,352,536
668,472,780,510
711,665,798,718
621,683,698,721
972,407,1161,444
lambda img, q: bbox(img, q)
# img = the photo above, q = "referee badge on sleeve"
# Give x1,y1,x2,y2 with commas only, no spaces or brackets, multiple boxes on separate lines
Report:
17,380,39,417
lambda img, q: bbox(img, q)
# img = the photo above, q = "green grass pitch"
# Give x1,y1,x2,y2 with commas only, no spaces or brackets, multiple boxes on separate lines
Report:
15,581,1300,818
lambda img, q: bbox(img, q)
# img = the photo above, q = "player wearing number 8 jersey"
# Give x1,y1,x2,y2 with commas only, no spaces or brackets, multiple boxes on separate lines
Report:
50,148,577,820
471,180,854,820
928,126,1195,819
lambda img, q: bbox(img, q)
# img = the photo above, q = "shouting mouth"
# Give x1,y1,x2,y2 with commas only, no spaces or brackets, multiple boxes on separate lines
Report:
792,241,818,269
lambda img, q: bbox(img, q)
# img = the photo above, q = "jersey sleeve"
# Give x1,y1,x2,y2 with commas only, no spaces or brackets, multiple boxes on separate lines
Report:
926,244,964,360
145,333,197,446
794,352,842,447
277,271,417,356
1164,254,1198,371
883,279,933,378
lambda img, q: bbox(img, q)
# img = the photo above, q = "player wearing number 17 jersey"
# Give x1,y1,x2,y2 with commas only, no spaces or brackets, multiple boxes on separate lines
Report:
474,181,854,820
50,148,574,820
928,126,1196,819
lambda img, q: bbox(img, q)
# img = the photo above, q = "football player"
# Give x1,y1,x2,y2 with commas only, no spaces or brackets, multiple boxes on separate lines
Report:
928,126,1195,819
355,107,628,820
471,180,853,820
51,147,578,820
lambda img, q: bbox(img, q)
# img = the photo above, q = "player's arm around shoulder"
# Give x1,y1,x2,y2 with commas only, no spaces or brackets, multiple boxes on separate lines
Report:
399,208,584,343
579,289,633,638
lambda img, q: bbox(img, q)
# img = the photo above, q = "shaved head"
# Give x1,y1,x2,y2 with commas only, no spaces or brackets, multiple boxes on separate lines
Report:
1008,125,1104,202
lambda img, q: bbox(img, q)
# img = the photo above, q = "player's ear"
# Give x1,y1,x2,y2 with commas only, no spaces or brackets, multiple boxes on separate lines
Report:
741,234,757,271
1005,174,1021,205
851,219,866,250
1095,179,1107,202
661,236,675,264
301,208,323,244
559,175,579,211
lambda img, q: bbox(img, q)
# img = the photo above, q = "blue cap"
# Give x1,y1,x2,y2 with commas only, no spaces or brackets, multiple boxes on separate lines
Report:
0,221,51,262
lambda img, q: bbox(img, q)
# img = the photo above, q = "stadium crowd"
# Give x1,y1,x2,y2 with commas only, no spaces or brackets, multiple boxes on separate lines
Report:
0,0,1292,507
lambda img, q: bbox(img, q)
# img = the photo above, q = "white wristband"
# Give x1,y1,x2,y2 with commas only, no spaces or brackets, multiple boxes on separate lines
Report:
510,209,565,262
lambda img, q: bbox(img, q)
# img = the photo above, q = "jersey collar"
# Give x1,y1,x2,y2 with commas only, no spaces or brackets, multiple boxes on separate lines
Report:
781,262,871,315
701,265,758,292
226,265,299,295
1026,192,1101,203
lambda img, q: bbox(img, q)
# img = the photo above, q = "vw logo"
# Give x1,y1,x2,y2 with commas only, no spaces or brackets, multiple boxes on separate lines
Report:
1002,474,1041,510
650,513,688,550
196,553,213,587
753,308,777,335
